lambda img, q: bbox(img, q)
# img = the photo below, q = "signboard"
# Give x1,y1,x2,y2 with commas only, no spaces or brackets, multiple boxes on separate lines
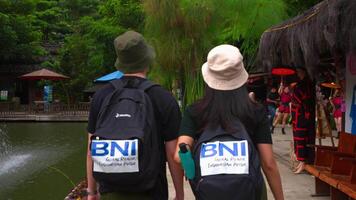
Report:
346,53,356,134
43,85,53,103
0,90,8,101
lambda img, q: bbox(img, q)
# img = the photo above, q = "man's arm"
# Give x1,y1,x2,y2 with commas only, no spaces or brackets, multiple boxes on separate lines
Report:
166,139,184,200
87,133,99,200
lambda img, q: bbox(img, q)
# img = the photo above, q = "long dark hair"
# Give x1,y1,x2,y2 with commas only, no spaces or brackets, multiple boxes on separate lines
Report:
192,84,258,134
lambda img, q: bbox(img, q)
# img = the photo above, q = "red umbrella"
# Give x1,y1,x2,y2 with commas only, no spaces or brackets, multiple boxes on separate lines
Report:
271,67,295,85
19,69,69,80
271,67,295,76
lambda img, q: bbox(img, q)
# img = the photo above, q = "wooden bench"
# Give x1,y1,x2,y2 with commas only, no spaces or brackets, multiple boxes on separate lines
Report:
305,132,356,199
336,159,356,200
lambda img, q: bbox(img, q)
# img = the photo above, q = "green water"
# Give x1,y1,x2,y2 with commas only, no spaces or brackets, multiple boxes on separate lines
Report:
0,122,87,200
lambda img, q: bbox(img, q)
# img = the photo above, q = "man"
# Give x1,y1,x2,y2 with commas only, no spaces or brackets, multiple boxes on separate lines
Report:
86,31,184,200
266,86,279,133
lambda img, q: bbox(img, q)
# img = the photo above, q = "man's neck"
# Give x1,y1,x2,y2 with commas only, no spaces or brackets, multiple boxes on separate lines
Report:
124,72,146,78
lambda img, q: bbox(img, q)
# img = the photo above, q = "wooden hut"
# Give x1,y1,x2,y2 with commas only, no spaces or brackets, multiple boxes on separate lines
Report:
257,0,355,78
256,0,356,134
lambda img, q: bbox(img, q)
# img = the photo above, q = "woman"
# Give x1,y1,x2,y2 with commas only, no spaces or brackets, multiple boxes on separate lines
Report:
266,87,280,132
175,45,284,200
291,67,314,174
330,89,343,137
272,85,291,134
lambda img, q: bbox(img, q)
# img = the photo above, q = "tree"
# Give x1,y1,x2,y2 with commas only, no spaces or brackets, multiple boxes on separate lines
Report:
59,0,101,19
34,0,71,41
99,0,145,31
0,0,44,63
50,0,144,103
144,0,287,106
283,0,322,16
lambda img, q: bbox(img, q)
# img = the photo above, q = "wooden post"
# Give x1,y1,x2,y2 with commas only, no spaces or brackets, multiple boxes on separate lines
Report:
311,178,330,197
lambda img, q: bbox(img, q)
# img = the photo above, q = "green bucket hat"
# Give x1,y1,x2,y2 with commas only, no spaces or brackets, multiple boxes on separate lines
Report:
114,31,155,73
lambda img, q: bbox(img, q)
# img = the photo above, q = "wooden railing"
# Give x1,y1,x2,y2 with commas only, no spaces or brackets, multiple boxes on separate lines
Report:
0,102,90,117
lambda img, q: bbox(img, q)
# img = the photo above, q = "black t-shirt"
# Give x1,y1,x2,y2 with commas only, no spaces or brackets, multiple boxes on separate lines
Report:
87,76,181,199
267,91,279,107
179,105,272,145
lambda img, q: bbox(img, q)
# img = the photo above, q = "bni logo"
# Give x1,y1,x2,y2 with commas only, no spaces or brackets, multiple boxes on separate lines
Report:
200,140,248,158
91,139,137,156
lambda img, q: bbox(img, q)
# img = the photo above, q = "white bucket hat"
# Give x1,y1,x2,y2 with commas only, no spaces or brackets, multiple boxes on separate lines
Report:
202,44,249,90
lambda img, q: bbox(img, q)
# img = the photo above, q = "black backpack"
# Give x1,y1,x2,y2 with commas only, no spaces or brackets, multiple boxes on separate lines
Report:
190,119,264,200
90,79,160,192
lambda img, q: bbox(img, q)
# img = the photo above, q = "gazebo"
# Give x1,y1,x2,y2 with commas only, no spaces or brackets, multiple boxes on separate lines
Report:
256,0,356,135
19,68,69,106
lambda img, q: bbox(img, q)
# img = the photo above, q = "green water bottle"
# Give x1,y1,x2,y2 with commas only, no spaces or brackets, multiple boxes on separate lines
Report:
178,143,195,180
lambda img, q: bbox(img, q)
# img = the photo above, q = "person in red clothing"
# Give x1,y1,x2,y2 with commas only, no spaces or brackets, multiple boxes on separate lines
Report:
330,89,344,137
291,67,315,174
272,85,291,134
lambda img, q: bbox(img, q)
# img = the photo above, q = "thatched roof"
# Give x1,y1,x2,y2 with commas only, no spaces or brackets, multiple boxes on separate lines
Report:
256,0,356,80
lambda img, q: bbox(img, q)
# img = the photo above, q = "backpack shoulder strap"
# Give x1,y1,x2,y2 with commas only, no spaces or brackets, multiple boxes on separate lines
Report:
137,80,159,92
196,119,254,145
231,119,254,144
95,80,125,129
110,79,125,90
100,79,124,108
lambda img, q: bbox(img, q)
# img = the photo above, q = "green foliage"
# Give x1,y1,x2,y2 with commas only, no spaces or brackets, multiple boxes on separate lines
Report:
48,0,145,103
0,0,37,15
0,10,44,62
144,0,287,107
54,35,102,103
283,0,323,16
99,0,145,31
59,0,101,19
0,0,322,104
53,16,125,103
34,3,71,41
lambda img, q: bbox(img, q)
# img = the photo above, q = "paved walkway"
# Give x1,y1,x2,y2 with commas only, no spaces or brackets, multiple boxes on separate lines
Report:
266,126,335,200
168,125,337,200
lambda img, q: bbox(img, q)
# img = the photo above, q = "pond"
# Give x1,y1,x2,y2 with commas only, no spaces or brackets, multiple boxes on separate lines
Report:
0,122,87,200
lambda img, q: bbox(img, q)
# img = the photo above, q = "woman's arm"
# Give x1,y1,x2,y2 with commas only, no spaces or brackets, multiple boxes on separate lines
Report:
174,135,194,164
278,84,284,95
166,139,185,200
329,97,336,112
257,144,284,200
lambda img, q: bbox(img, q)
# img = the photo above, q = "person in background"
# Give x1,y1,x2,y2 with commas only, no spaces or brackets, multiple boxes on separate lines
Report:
266,87,279,133
291,67,314,174
330,89,344,138
272,85,291,134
